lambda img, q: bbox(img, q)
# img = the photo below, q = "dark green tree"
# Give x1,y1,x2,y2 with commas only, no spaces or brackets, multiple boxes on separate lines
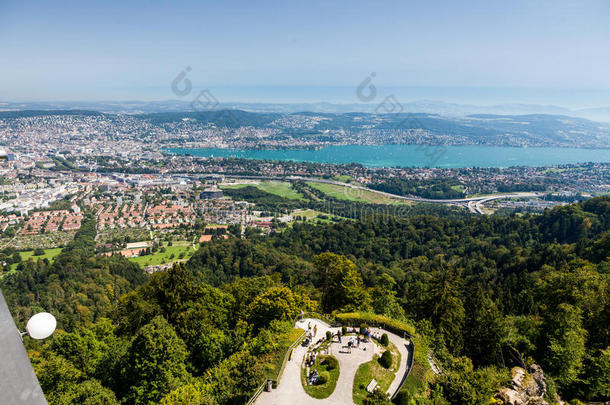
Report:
464,287,506,366
427,262,465,354
121,316,190,404
315,252,371,312
363,389,391,405
246,286,314,330
541,303,587,387
371,273,405,320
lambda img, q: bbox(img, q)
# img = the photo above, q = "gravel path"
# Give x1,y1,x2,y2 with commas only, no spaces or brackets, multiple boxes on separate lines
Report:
256,318,411,405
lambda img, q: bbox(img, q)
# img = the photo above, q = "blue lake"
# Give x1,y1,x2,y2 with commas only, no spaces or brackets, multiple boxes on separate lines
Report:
167,145,609,168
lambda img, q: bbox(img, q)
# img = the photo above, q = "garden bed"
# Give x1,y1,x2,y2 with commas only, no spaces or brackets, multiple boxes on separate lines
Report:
301,354,340,399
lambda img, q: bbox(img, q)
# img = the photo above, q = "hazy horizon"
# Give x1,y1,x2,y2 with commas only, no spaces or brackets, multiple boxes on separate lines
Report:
3,86,610,110
2,0,609,108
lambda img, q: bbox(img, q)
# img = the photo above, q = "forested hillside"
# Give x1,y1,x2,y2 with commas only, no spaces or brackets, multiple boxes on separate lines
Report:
1,198,609,404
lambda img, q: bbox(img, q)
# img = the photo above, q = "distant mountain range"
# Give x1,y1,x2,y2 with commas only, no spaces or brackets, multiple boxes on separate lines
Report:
2,109,610,149
2,100,610,122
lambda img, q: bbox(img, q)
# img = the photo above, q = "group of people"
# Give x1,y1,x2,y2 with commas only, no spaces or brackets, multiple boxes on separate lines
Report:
304,321,375,354
307,322,318,336
307,369,319,385
370,331,382,340
305,352,317,367
346,336,361,349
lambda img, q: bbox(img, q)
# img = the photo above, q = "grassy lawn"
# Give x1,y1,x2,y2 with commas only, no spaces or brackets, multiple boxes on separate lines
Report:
127,244,195,267
263,327,307,380
352,341,402,404
301,355,340,399
307,182,409,205
450,184,465,193
291,209,324,219
289,209,347,225
221,181,304,200
10,248,63,270
331,174,355,183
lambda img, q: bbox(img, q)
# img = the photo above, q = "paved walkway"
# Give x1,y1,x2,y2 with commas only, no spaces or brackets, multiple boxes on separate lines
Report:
256,318,411,405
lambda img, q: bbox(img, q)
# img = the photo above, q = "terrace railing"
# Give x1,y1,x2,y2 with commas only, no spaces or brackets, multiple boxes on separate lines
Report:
246,329,307,405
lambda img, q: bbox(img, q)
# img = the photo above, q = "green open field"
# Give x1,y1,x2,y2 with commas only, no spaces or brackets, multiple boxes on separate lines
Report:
307,182,409,205
450,184,465,193
331,175,356,183
289,209,352,226
10,248,63,271
352,341,401,404
291,209,327,220
127,244,195,267
221,181,304,200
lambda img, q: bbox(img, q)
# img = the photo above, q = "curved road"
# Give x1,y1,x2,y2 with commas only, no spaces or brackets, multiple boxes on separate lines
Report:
256,318,411,405
224,174,542,210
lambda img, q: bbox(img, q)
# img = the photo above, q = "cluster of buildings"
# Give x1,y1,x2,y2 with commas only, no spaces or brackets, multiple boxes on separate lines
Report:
146,202,195,229
19,209,83,235
0,214,22,232
91,200,196,230
95,203,147,229
0,182,81,216
0,110,608,247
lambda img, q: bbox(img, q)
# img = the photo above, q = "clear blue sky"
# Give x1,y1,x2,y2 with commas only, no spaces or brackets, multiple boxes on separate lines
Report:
1,0,609,106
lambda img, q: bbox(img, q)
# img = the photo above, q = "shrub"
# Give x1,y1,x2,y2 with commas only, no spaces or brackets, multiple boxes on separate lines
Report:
380,333,389,346
363,389,391,404
379,350,393,369
326,330,332,341
341,326,347,335
318,371,330,385
33,248,45,256
393,391,413,405
360,323,369,334
321,356,338,370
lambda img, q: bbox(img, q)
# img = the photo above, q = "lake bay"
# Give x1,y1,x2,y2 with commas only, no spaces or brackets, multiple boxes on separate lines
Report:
167,145,609,168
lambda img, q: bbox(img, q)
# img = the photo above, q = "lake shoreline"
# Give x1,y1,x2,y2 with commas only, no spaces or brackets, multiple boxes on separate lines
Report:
164,144,610,169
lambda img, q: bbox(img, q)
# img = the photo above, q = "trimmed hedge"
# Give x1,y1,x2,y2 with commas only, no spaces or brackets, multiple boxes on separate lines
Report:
334,312,416,337
318,371,330,385
379,350,393,369
321,356,338,370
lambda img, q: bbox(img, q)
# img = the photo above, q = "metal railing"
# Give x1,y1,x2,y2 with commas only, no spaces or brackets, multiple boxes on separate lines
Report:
295,311,336,326
276,329,307,386
246,384,265,405
391,340,416,400
246,329,307,405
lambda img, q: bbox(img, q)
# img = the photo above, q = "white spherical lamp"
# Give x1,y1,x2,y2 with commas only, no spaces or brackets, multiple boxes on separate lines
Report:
25,312,57,339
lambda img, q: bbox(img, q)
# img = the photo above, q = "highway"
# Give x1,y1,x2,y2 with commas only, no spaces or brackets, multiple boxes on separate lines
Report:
223,174,542,212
